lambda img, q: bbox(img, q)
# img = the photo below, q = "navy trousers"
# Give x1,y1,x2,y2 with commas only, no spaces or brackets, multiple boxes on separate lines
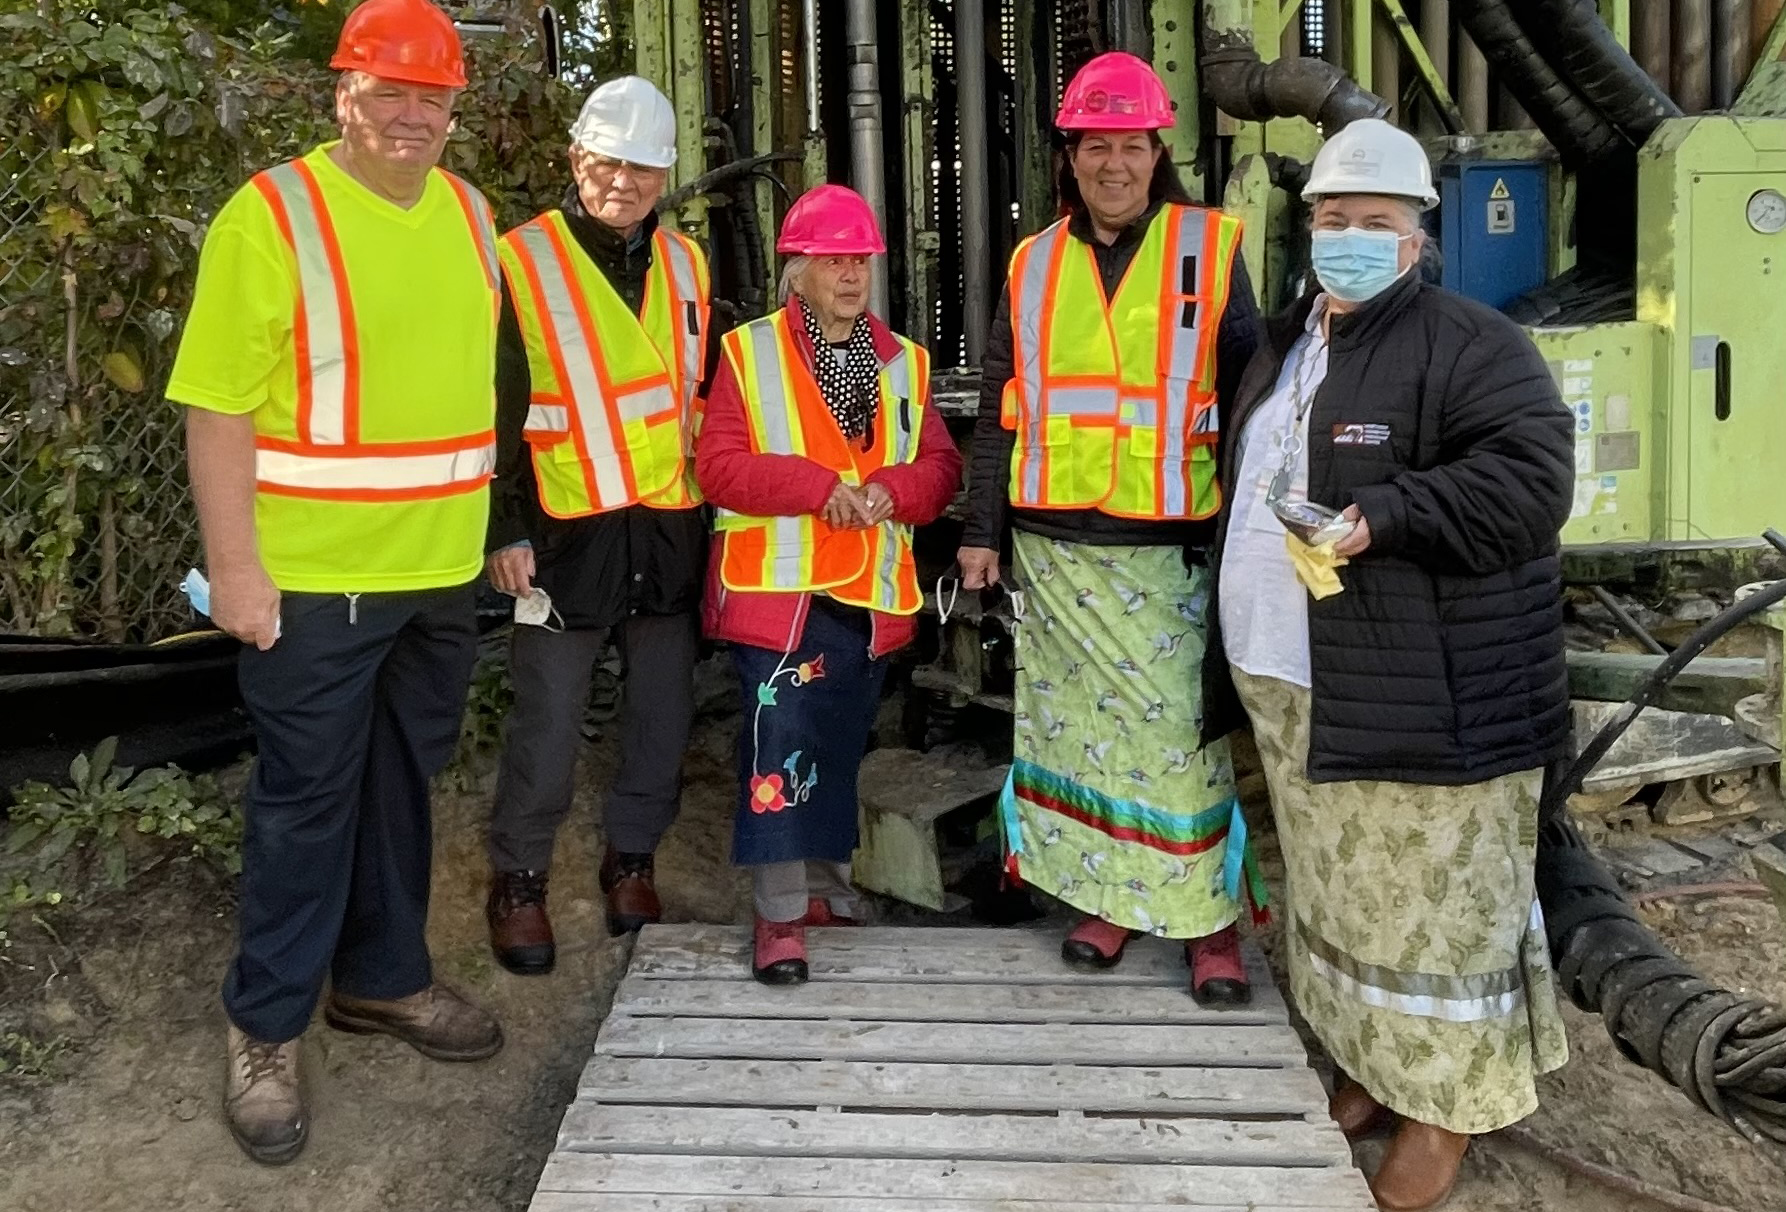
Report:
222,585,477,1043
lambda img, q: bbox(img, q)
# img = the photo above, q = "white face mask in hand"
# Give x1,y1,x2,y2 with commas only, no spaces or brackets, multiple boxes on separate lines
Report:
514,586,564,632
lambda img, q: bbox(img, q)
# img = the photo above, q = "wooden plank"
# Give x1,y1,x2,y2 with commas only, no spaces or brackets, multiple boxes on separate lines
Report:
629,924,1272,990
534,1154,1376,1208
530,1197,1370,1212
609,976,1286,1026
531,1197,1372,1212
554,1104,1354,1168
594,1016,1308,1068
576,1056,1328,1115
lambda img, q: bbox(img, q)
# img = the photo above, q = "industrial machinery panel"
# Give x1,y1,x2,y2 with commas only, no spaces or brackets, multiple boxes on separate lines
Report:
1437,159,1550,309
1533,322,1660,546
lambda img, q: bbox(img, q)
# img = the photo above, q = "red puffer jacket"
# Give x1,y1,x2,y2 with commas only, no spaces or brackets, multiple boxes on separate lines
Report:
695,307,962,658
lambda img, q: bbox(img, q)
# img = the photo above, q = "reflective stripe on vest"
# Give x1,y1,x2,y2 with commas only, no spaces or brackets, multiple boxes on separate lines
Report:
503,213,709,516
715,310,928,615
1002,203,1240,519
247,160,498,499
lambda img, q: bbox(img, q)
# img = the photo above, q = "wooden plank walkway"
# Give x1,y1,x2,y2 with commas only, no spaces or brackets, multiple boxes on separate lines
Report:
530,924,1374,1211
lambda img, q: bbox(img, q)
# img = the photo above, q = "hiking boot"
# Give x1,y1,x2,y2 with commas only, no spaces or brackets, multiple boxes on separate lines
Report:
753,915,809,985
599,846,662,936
1061,915,1139,970
224,1024,306,1166
324,984,504,1062
486,869,555,975
1186,924,1251,1006
1330,1078,1395,1141
1371,1119,1470,1211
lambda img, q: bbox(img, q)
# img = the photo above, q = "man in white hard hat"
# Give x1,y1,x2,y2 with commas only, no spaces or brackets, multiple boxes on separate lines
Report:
483,76,714,970
1214,118,1574,1212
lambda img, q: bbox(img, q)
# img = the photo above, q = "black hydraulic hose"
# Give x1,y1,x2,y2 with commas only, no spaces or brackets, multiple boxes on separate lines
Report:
1454,0,1629,166
1508,0,1682,144
1540,574,1786,822
1536,562,1786,1158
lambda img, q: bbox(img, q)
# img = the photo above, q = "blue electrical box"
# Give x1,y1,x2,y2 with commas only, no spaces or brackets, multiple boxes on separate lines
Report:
1435,159,1549,309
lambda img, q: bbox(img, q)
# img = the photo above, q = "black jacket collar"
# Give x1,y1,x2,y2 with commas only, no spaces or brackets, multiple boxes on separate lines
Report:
1065,198,1165,250
559,183,658,270
1269,270,1423,355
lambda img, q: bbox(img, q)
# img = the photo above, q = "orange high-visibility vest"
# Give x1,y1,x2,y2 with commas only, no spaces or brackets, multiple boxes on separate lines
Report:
999,203,1241,519
247,159,500,500
499,213,710,516
714,309,929,616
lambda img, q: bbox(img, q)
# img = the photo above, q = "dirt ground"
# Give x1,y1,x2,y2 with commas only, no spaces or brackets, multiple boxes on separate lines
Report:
3,683,1785,1212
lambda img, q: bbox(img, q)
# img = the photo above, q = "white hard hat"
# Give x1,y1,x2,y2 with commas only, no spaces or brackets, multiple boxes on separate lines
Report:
1302,118,1438,210
570,76,678,168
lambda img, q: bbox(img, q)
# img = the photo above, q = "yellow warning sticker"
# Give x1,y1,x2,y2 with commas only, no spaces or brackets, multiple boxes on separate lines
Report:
1490,178,1512,200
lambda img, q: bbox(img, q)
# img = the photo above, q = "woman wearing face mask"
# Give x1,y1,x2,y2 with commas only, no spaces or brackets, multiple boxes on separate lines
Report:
697,186,961,984
957,52,1268,1006
1216,118,1574,1212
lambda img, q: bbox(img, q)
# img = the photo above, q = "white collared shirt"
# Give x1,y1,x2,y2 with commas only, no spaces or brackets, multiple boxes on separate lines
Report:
1219,298,1331,688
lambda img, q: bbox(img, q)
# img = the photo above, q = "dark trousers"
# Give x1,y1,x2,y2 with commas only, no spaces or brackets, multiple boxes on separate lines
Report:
222,585,477,1044
487,611,698,872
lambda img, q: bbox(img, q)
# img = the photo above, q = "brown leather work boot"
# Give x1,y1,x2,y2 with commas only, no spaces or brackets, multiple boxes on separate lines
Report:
487,869,555,975
324,984,504,1062
224,1024,306,1165
599,846,661,936
1370,1118,1471,1211
1329,1078,1395,1140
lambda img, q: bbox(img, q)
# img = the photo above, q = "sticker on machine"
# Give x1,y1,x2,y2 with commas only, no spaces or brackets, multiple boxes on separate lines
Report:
1575,441,1594,474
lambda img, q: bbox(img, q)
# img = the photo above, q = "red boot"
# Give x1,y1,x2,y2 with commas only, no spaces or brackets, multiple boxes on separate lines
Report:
753,915,808,985
805,898,861,927
1061,916,1139,970
1186,924,1250,1006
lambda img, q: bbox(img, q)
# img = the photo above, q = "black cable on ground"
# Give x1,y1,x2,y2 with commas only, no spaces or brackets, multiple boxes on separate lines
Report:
1537,568,1786,1159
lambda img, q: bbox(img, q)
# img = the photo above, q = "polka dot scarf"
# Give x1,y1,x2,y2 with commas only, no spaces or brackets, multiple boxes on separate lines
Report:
798,296,880,441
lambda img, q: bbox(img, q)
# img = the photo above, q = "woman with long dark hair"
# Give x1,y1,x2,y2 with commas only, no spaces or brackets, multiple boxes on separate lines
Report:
957,52,1265,1003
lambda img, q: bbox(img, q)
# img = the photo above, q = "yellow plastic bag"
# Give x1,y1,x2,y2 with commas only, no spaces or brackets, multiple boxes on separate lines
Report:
1284,531,1348,599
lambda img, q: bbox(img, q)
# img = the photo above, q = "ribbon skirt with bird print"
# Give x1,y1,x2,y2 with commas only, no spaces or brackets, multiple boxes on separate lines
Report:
1001,533,1264,939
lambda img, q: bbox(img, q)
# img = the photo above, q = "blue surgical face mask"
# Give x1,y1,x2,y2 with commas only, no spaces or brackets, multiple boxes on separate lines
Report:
1309,227,1411,303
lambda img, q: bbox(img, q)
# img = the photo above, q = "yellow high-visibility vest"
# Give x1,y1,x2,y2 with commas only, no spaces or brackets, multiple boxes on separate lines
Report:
999,203,1241,519
714,308,929,615
248,157,500,504
499,212,711,517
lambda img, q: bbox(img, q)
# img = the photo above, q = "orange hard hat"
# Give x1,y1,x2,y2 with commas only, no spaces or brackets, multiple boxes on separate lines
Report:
330,0,467,90
776,185,886,255
1056,51,1174,131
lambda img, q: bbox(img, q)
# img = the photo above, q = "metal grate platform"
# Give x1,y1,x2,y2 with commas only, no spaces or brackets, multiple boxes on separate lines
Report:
528,924,1374,1211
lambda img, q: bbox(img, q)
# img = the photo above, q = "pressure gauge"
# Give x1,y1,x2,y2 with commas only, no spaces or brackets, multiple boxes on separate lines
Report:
1748,189,1786,235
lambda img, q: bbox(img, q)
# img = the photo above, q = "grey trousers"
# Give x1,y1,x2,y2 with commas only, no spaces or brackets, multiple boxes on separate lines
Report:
487,611,698,872
753,860,856,923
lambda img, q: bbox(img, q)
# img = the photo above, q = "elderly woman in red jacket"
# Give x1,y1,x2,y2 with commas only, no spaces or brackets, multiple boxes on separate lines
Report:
696,185,962,984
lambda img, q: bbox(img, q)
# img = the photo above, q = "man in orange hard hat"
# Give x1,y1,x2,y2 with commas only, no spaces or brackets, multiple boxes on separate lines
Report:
168,0,503,1164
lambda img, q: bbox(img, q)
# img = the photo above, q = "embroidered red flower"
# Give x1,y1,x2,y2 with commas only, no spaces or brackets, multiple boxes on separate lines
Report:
795,654,827,685
749,773,788,814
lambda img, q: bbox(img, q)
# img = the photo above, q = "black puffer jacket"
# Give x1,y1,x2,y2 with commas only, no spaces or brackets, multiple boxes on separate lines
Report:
1218,274,1574,784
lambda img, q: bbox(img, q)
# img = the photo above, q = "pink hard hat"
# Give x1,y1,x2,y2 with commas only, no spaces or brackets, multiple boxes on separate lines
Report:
776,184,886,255
1055,51,1174,131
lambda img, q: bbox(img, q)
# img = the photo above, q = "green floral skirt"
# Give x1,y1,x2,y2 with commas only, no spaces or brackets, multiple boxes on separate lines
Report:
999,533,1265,940
1232,667,1569,1134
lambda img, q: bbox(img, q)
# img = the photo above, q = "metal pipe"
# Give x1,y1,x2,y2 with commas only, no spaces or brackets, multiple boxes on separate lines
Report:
1325,0,1346,67
1201,0,1390,129
1632,0,1672,92
1712,0,1753,105
1372,5,1401,122
956,0,991,365
800,0,820,131
845,0,889,319
1674,0,1713,113
1419,0,1451,89
1458,32,1491,132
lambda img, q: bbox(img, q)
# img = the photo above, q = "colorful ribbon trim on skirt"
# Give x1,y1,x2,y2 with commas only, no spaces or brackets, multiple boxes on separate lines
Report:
999,758,1270,923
